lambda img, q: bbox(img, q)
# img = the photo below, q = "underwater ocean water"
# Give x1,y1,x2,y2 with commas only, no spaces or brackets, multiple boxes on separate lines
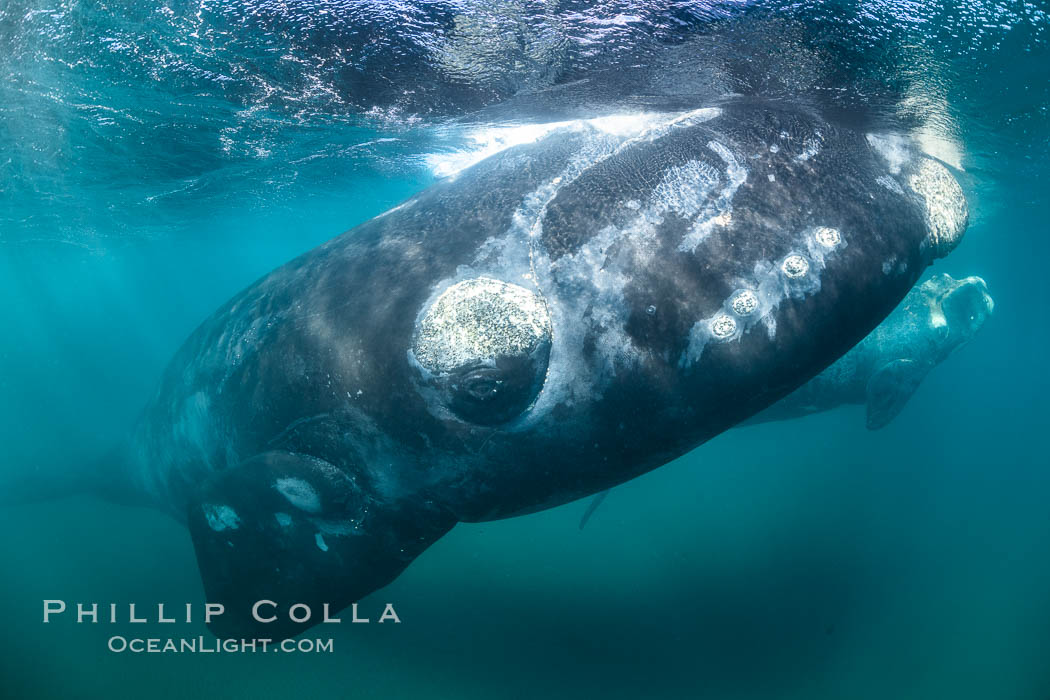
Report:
1,0,1048,698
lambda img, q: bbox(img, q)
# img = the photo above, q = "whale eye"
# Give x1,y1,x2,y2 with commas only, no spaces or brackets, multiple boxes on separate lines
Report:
462,370,501,400
411,278,552,425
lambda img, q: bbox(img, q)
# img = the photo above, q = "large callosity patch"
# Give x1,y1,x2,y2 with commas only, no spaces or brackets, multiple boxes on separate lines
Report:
412,277,552,375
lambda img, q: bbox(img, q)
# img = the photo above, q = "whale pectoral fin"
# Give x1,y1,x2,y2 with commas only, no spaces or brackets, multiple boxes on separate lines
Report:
578,489,611,530
186,451,454,638
864,359,929,430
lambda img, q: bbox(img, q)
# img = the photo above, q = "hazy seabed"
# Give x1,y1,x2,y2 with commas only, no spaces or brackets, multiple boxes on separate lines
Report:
1,1,1049,698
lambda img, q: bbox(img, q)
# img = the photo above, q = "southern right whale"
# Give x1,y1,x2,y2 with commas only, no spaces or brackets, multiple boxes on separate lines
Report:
579,273,993,529
751,272,993,430
59,94,965,637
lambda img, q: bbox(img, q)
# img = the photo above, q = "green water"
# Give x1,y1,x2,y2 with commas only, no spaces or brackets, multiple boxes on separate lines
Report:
1,1,1049,698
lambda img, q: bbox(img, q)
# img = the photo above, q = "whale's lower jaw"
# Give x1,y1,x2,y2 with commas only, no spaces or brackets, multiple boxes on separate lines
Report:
187,451,454,639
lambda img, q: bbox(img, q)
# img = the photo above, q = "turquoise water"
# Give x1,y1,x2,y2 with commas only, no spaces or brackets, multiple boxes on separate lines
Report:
1,1,1049,698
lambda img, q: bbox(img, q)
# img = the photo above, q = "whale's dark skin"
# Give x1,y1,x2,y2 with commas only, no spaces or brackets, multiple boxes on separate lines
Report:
112,97,965,637
748,273,993,430
578,274,993,530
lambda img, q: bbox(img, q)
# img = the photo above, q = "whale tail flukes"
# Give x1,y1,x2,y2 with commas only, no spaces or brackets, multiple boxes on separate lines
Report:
186,450,455,639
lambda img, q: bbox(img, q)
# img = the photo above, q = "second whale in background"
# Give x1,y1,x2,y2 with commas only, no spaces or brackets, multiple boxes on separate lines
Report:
579,272,994,529
751,272,993,430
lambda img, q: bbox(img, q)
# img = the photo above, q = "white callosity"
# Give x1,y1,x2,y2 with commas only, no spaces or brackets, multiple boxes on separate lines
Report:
710,314,738,339
730,289,759,316
781,254,810,279
203,504,241,532
866,133,913,175
650,160,720,222
413,277,552,374
908,158,968,258
445,108,724,418
794,134,823,162
677,140,748,252
867,132,968,259
814,226,841,248
274,477,322,514
683,224,845,363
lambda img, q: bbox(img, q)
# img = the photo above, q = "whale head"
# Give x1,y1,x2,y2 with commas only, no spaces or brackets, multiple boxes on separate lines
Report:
924,273,995,353
409,277,553,426
864,273,993,429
